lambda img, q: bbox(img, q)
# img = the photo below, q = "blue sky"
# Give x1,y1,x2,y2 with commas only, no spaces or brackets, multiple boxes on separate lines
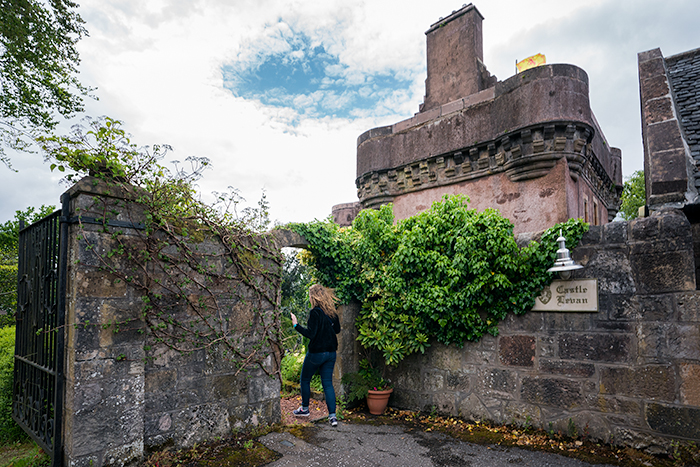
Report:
222,25,412,121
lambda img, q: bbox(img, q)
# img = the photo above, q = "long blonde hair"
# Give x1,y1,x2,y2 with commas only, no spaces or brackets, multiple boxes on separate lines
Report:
308,284,338,319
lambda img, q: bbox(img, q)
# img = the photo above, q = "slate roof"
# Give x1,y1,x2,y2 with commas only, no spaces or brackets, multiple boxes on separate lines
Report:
666,47,700,164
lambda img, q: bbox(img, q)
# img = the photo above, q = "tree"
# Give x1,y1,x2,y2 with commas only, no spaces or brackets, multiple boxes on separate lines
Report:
0,204,56,325
0,0,90,169
619,170,646,220
279,249,312,351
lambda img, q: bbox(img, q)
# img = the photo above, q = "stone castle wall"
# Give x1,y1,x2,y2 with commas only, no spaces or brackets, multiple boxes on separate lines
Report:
61,178,281,467
338,209,700,452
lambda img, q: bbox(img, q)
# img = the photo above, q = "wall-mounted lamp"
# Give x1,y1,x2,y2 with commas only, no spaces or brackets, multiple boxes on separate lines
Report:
546,230,583,280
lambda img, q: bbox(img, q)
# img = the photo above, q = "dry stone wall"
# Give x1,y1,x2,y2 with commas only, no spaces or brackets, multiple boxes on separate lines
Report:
61,178,281,467
340,208,700,452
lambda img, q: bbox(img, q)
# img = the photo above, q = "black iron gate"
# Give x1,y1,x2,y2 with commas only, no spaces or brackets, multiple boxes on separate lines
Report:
13,197,68,467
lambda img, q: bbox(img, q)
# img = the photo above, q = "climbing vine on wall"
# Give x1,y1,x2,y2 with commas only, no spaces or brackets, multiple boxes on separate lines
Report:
40,116,284,376
290,196,587,366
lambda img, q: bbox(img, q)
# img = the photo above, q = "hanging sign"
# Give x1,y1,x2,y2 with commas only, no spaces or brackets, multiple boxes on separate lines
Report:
531,279,598,312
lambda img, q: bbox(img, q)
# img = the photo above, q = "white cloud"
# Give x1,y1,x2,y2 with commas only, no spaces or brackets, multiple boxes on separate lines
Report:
2,0,700,226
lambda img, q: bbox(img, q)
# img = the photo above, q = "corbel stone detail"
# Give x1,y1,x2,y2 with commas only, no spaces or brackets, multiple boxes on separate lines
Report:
356,122,621,213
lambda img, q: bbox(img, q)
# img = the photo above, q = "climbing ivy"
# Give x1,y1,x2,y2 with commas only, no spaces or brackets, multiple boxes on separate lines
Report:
290,195,587,366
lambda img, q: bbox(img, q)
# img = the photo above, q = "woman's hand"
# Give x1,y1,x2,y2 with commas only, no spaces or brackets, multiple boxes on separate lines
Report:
290,313,298,326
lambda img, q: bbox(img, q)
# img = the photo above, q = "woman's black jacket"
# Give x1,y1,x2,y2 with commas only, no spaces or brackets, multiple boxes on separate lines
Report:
295,307,341,353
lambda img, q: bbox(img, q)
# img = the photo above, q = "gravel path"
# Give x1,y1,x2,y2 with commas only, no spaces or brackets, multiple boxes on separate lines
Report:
280,395,329,425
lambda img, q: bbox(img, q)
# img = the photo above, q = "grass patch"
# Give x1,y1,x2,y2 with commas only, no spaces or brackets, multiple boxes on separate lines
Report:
0,440,49,467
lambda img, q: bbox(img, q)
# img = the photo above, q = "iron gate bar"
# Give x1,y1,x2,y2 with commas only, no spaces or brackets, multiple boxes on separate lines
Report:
13,354,57,375
12,195,67,467
53,193,68,467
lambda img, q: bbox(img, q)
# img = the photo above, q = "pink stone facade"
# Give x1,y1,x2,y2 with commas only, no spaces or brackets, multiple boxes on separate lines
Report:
338,3,622,232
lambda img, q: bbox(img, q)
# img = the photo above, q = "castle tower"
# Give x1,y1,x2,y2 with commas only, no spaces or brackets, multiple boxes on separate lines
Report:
334,3,622,233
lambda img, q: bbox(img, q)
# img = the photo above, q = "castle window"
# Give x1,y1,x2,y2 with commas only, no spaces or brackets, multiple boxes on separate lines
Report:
593,200,599,225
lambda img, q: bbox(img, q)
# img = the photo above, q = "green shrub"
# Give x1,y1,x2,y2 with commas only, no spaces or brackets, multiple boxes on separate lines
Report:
281,351,304,383
0,263,17,328
280,350,322,392
290,195,588,366
341,359,392,403
1,326,26,443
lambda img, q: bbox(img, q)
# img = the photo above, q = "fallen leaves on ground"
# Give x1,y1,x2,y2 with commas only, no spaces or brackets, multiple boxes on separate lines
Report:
343,407,700,467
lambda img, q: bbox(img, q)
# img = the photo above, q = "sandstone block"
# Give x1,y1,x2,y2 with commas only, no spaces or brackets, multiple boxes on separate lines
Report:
209,374,247,400
423,370,445,392
678,291,700,322
600,366,675,401
593,396,642,416
445,370,472,392
433,392,458,415
539,359,595,378
631,251,695,293
171,403,230,446
579,225,603,245
538,335,557,358
500,312,544,332
392,389,430,412
72,386,143,456
440,98,464,116
644,97,675,125
499,335,536,367
647,120,685,154
630,216,660,241
502,402,541,427
594,318,633,332
521,377,584,409
680,363,700,407
478,368,517,398
630,236,693,256
666,324,700,360
75,268,127,298
428,342,463,370
144,390,178,413
639,56,665,80
650,151,690,198
646,403,700,439
558,333,631,362
247,377,280,404
599,293,636,321
458,393,500,423
603,220,628,244
613,426,673,453
543,313,593,332
640,74,671,104
638,48,663,63
583,250,635,295
385,365,421,392
636,322,671,359
637,294,674,321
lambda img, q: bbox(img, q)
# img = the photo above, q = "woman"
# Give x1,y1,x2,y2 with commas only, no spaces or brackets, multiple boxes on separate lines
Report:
290,284,341,427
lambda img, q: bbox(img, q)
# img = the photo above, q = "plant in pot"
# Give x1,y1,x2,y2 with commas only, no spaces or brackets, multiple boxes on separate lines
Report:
341,359,394,415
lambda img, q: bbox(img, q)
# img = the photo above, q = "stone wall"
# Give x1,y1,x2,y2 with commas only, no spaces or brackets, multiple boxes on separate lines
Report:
638,48,697,209
339,209,700,452
61,178,282,467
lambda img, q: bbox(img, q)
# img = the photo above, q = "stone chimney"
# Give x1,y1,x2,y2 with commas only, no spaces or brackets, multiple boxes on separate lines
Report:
421,3,495,112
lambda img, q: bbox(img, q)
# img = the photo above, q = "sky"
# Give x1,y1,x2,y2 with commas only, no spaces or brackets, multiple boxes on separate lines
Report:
2,0,700,226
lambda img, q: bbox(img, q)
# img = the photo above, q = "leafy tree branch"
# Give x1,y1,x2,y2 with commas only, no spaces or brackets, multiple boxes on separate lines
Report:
1,0,92,167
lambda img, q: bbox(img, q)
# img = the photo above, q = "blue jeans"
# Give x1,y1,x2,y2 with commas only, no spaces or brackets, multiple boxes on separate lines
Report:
300,351,336,414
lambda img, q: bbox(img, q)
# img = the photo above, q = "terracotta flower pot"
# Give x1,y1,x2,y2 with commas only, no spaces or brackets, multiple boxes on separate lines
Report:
366,388,393,415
